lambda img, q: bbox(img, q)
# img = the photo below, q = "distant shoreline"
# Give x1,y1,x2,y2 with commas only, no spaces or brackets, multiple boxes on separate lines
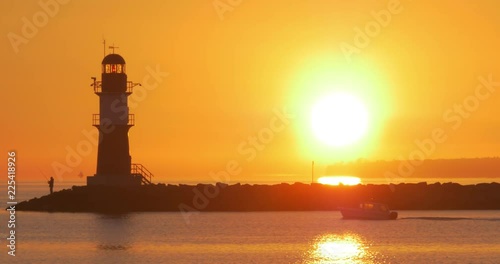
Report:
327,157,500,179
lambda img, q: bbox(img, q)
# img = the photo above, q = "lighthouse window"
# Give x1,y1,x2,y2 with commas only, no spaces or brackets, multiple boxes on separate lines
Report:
111,64,117,73
105,64,111,73
117,64,122,73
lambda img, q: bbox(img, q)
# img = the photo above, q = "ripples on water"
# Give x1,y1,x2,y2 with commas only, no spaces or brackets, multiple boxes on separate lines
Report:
401,216,500,221
0,211,499,263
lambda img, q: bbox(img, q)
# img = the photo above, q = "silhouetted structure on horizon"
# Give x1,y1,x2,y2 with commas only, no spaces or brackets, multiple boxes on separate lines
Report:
86,50,153,186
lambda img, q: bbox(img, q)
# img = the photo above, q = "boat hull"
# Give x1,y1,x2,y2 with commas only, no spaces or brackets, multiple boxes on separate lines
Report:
340,208,398,220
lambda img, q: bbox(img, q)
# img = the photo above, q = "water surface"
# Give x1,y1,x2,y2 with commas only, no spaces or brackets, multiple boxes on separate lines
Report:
0,183,499,263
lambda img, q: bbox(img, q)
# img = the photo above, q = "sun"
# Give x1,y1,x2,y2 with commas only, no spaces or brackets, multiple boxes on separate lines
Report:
311,92,369,147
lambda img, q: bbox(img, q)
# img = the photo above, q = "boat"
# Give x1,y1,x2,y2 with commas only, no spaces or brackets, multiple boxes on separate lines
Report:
339,202,398,220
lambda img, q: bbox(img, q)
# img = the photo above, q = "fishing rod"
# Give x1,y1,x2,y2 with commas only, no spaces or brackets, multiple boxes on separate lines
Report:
39,170,49,181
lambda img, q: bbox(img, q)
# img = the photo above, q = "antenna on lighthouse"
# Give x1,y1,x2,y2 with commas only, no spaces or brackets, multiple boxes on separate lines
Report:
102,38,106,57
109,44,119,54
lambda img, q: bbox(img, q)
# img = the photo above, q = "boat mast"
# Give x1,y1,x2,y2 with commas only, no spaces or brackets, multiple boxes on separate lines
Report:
311,161,314,184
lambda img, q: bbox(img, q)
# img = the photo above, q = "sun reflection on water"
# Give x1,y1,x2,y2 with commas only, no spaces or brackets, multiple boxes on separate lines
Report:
307,233,378,263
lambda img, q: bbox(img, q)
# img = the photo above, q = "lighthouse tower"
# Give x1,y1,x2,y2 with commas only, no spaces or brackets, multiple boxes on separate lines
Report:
87,51,153,186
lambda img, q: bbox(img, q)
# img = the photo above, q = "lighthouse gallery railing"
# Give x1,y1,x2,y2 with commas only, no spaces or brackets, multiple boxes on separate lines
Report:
92,114,135,126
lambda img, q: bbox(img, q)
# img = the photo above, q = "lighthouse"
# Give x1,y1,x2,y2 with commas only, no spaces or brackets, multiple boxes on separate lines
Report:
87,50,153,186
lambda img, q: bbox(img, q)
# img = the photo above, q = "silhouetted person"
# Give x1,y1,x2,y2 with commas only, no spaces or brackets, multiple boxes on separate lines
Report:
48,177,54,194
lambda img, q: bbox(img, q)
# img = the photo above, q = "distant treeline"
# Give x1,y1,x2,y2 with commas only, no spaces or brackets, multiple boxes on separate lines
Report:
326,157,500,178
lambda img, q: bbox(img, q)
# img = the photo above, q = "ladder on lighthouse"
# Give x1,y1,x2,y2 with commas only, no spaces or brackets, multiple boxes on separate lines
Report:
131,164,154,185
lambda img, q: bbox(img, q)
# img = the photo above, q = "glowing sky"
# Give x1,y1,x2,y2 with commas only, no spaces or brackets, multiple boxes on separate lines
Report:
2,0,500,183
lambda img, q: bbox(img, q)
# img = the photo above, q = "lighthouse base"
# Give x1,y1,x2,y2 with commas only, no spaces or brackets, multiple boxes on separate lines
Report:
87,174,142,186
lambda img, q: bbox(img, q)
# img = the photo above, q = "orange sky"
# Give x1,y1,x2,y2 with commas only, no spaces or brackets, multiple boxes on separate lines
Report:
2,0,500,183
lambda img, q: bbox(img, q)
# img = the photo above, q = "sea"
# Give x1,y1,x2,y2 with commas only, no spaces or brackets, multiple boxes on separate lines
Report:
0,181,499,263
